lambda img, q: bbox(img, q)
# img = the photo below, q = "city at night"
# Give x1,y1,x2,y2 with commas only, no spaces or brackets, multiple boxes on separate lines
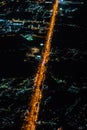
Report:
0,0,87,130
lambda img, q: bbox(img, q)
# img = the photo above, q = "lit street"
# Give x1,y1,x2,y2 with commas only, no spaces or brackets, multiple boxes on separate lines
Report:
0,1,87,130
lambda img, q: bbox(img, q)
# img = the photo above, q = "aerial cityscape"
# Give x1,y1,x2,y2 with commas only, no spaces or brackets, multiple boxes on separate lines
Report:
0,0,87,130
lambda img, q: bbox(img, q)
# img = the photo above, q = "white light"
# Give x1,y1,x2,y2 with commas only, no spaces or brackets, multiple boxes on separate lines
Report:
40,43,44,46
35,55,41,60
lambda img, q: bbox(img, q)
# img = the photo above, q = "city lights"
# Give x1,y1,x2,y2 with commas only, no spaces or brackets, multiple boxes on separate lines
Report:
21,0,59,130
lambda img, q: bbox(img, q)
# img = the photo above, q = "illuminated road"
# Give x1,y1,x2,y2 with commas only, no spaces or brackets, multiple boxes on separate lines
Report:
21,0,59,130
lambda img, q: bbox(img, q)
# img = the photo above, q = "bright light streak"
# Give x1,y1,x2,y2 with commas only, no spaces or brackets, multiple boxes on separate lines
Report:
21,1,59,130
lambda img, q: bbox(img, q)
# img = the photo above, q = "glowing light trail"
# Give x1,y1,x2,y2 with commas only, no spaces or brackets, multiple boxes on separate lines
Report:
21,0,58,130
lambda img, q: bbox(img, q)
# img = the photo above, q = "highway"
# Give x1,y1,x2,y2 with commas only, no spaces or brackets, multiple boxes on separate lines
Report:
21,0,59,130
